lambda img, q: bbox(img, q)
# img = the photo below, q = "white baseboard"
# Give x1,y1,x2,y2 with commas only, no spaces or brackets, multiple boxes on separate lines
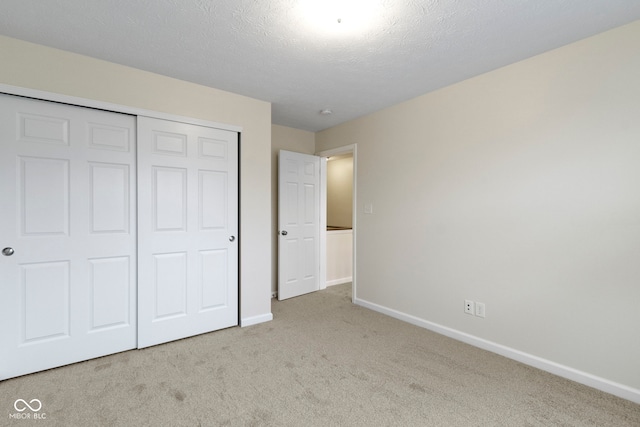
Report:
354,297,640,404
326,277,352,287
240,312,273,327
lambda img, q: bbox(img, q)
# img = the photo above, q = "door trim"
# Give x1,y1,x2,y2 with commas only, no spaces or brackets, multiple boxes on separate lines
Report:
319,157,327,291
0,84,242,133
316,144,357,303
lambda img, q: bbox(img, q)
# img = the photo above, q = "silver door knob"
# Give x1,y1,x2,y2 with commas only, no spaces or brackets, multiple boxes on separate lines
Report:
281,230,288,236
229,236,235,242
2,247,14,256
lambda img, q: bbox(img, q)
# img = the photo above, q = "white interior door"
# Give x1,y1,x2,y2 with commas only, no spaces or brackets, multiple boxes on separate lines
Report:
0,93,137,380
137,116,238,348
278,150,321,300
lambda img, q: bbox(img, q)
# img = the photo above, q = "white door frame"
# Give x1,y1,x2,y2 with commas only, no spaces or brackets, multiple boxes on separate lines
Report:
316,144,357,302
0,84,241,133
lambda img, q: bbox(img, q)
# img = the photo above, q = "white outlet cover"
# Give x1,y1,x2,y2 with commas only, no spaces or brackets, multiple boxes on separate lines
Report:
464,299,474,315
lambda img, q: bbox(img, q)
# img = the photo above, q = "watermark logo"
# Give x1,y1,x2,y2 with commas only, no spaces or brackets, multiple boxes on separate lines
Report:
14,399,42,412
9,399,46,420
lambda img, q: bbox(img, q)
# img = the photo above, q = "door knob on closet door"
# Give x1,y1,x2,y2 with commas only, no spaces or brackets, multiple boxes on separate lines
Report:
2,247,14,256
229,236,235,242
280,230,288,236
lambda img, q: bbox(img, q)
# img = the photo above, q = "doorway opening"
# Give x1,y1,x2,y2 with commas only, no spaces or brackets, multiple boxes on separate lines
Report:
317,144,357,302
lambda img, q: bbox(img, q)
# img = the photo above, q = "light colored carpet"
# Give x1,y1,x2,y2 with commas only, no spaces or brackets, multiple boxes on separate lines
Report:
1,283,638,426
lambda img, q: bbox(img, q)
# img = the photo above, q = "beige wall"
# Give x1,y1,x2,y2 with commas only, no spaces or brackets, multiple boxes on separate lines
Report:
327,156,353,228
271,124,316,294
0,35,273,324
316,21,640,393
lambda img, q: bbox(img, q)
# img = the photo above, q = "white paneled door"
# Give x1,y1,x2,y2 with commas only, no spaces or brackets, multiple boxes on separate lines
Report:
137,117,238,348
0,94,137,380
278,150,321,300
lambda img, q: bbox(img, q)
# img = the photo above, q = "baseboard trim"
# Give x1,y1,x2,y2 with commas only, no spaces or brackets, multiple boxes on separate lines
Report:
240,313,273,327
326,277,352,287
354,297,640,404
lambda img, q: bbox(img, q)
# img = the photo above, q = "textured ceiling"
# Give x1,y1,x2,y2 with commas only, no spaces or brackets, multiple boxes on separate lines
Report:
1,1,639,132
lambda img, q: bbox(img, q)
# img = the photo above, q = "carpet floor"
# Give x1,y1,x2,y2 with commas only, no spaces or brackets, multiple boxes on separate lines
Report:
1,283,638,426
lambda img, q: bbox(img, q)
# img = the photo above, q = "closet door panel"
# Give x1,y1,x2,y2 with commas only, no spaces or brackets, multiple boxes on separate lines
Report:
137,116,238,349
0,93,137,380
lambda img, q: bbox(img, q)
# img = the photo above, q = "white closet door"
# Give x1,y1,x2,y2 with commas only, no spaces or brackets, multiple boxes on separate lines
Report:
0,93,137,380
137,117,238,348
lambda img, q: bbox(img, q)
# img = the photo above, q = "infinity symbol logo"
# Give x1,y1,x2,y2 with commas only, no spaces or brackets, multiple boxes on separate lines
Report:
14,399,42,412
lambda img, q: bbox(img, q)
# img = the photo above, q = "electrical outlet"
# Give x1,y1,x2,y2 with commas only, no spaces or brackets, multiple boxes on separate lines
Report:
464,300,474,315
475,302,486,318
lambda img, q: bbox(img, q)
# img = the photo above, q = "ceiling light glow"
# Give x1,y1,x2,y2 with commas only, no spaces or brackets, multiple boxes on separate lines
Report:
298,0,382,35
